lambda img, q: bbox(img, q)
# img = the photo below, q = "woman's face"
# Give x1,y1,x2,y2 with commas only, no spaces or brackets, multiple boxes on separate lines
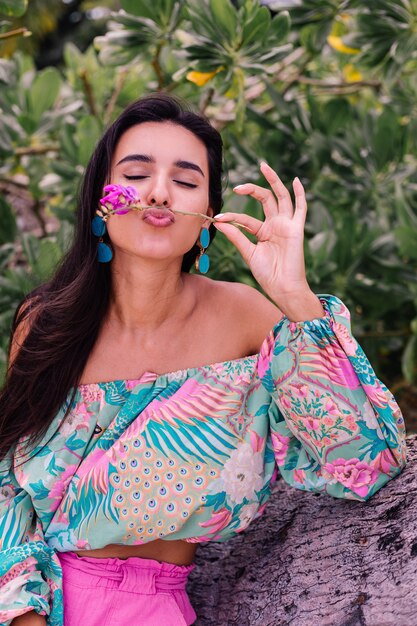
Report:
106,121,213,266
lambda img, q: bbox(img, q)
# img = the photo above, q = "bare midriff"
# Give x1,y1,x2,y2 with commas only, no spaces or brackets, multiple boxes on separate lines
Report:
73,539,198,566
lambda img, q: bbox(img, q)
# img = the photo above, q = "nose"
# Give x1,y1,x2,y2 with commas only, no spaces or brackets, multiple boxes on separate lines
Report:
145,175,171,208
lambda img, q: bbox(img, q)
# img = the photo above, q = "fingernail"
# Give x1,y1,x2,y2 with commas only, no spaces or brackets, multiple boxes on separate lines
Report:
233,185,245,190
213,214,227,219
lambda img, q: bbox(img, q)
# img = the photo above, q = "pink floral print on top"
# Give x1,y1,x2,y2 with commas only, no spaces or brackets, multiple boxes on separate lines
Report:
0,294,407,626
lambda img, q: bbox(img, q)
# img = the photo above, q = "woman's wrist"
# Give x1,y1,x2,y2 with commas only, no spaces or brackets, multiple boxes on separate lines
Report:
273,289,325,322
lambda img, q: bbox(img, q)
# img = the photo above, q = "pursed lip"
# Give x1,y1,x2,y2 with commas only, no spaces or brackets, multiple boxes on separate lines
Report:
142,208,175,222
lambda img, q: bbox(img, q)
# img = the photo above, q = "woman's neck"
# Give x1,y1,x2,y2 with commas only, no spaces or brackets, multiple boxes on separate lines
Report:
107,258,193,333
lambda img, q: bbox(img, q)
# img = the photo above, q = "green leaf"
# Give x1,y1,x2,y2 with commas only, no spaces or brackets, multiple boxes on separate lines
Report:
0,196,16,245
394,226,417,260
120,0,155,19
0,0,27,17
402,335,417,385
323,99,352,134
76,116,101,168
30,67,62,123
241,7,270,48
269,11,291,43
35,239,63,281
60,124,78,161
209,0,237,42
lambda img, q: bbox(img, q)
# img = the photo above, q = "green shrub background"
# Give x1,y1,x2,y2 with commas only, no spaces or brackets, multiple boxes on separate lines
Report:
1,0,416,425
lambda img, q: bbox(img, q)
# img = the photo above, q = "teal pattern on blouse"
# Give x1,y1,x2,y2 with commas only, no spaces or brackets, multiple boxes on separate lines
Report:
0,295,407,625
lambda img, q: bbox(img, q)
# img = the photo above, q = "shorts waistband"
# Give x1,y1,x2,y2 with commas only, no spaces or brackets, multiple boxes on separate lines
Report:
58,551,195,595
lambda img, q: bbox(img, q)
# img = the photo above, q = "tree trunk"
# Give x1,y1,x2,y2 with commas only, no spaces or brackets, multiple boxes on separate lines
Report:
188,435,417,626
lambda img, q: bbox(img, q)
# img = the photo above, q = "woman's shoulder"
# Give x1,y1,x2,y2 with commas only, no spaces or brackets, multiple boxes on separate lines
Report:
190,274,283,354
8,295,43,368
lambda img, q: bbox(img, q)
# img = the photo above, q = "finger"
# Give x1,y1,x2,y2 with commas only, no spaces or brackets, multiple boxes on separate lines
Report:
213,221,256,266
214,212,262,236
233,183,277,219
292,177,307,224
260,162,293,218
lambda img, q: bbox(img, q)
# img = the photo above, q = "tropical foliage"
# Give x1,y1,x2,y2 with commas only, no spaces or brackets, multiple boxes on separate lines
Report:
0,0,416,421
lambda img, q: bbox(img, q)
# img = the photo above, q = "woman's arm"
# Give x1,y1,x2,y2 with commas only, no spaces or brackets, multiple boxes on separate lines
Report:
213,166,406,500
260,294,406,501
0,450,62,623
11,611,47,625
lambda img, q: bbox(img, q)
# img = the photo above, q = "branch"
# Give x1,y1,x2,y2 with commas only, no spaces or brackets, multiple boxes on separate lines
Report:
15,144,59,156
104,68,128,126
152,42,165,90
199,87,215,115
0,27,31,41
0,178,28,190
79,69,98,118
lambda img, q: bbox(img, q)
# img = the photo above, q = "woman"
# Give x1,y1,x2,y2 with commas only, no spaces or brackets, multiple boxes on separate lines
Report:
0,93,407,626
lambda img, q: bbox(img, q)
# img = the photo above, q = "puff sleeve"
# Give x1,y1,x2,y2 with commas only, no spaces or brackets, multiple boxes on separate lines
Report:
259,294,407,501
0,449,63,626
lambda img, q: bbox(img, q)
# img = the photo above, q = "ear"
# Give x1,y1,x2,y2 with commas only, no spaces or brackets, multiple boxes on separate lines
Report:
206,206,214,220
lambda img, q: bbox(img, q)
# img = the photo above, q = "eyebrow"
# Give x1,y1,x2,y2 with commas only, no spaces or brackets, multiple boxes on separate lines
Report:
116,154,205,177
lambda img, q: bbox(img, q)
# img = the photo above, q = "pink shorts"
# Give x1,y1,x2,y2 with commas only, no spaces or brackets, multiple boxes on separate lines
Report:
57,551,197,626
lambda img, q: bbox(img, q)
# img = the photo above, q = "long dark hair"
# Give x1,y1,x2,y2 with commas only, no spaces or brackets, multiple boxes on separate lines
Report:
0,93,224,465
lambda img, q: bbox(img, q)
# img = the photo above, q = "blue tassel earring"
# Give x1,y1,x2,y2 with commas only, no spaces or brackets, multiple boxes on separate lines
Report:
195,227,210,274
92,216,113,263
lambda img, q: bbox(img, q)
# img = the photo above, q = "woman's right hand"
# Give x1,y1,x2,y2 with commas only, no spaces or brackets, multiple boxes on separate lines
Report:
11,610,47,625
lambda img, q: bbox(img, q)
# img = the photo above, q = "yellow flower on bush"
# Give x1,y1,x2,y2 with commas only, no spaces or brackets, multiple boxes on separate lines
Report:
328,36,360,55
186,67,224,87
343,64,363,82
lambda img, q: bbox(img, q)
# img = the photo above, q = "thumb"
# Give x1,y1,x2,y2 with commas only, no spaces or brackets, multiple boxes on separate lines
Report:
213,221,255,266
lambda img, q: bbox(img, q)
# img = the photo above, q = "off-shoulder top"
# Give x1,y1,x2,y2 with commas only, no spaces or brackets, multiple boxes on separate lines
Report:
0,295,407,625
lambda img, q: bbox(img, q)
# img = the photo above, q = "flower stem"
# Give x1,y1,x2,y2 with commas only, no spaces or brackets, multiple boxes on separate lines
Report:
100,204,251,231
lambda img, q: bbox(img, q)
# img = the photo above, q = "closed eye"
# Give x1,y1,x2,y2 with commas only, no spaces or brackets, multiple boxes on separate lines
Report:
174,180,198,188
124,175,197,189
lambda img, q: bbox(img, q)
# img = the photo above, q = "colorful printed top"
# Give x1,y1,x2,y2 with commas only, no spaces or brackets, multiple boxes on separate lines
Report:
0,294,407,626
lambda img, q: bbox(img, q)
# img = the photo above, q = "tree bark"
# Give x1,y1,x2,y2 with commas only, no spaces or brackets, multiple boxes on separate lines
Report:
188,435,417,626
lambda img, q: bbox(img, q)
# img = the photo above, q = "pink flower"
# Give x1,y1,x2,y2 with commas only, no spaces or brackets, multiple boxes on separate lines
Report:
373,449,396,474
291,383,308,398
302,416,321,430
323,457,379,497
281,395,292,409
271,432,290,466
79,383,105,405
100,184,140,214
325,399,339,416
293,468,306,483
